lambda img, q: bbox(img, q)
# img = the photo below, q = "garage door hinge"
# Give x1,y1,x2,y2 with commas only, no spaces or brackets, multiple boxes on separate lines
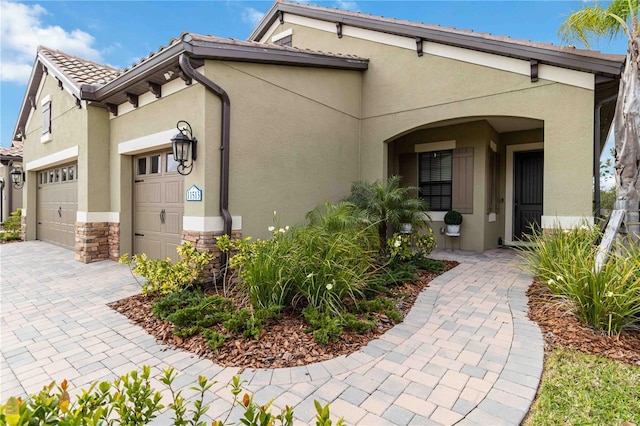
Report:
134,233,144,237
135,179,144,183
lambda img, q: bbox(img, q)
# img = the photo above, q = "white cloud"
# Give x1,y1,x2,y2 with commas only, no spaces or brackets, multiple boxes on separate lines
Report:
0,1,102,84
334,0,359,11
241,7,265,27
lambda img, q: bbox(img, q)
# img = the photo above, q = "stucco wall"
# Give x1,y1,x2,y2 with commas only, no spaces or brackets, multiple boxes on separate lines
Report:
203,61,362,239
22,75,89,239
268,20,595,242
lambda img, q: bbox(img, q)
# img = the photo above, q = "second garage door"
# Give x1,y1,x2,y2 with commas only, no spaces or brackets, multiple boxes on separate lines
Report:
133,151,184,262
37,163,78,250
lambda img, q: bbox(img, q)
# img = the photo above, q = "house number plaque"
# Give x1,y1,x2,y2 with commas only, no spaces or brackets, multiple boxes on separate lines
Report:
186,185,203,202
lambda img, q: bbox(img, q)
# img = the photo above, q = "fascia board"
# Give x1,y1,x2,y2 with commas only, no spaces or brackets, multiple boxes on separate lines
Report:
256,2,623,76
184,40,368,70
12,57,42,141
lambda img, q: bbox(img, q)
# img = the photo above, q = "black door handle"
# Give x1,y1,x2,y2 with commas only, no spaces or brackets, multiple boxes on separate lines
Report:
160,209,166,224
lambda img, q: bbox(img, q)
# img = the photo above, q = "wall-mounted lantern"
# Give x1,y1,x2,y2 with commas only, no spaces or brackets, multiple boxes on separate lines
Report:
10,164,25,189
171,120,197,176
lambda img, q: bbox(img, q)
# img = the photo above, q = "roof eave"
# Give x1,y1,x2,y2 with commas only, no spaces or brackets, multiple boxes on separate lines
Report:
184,38,368,70
251,2,623,77
84,41,186,102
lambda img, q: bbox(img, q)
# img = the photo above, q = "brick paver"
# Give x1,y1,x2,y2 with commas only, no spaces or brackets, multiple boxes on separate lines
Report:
0,241,543,425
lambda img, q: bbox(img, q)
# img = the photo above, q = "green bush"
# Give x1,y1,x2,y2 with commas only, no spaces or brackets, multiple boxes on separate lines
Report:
0,366,344,426
119,243,214,295
520,226,640,334
1,208,21,241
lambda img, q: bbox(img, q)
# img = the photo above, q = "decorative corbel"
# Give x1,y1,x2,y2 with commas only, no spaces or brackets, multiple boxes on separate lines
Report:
416,37,423,57
125,93,139,108
148,81,162,98
530,59,539,83
74,96,82,109
279,10,284,24
41,64,48,74
336,22,343,38
106,103,118,116
56,77,63,90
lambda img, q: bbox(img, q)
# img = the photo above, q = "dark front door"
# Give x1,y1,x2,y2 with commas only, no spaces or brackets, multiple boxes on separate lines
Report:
514,150,543,240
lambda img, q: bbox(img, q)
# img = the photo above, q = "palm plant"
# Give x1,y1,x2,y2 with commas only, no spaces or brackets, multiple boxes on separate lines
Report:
559,0,639,243
345,176,431,255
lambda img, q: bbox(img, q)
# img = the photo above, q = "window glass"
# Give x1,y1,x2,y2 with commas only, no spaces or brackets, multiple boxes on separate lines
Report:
166,153,179,173
61,168,67,182
39,173,44,185
68,166,75,181
49,170,54,183
150,155,161,174
137,158,147,175
54,169,60,182
419,150,453,211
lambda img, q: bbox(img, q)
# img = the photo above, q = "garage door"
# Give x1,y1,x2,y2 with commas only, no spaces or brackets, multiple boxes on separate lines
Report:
134,151,184,262
37,163,78,249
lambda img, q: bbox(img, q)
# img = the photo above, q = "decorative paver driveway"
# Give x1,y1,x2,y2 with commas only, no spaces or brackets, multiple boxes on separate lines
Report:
1,241,543,425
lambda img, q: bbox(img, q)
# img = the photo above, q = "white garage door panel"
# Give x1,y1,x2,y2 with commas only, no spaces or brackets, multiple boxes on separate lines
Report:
37,163,78,250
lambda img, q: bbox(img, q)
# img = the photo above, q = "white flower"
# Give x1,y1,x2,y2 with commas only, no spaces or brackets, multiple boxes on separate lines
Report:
268,226,275,232
394,239,402,248
606,291,614,297
285,226,290,231
556,275,564,282
547,279,555,286
273,210,277,216
326,283,333,290
279,228,285,233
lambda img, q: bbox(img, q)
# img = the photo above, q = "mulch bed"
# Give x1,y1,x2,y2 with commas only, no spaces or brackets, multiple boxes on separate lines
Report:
109,260,458,370
527,279,640,367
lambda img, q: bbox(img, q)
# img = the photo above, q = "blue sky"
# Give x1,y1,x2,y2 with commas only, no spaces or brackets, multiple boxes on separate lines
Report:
0,0,629,156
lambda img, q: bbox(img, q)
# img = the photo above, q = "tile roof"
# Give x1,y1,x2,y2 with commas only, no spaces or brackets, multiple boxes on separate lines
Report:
0,141,23,158
38,46,121,88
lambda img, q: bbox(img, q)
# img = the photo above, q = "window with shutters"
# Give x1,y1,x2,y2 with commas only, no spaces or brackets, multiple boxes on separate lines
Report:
419,150,453,211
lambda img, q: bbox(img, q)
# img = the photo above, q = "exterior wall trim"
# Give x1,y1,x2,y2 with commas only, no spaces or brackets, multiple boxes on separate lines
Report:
117,128,175,154
25,145,79,171
183,215,243,233
76,211,120,223
505,142,544,245
272,28,293,42
285,14,595,90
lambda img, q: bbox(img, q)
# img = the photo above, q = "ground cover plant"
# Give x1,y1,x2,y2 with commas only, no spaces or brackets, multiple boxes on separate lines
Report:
0,208,21,241
0,366,343,426
114,177,453,368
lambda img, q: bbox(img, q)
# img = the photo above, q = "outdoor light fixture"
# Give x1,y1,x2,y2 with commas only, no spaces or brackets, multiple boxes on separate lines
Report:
10,164,25,189
171,120,197,176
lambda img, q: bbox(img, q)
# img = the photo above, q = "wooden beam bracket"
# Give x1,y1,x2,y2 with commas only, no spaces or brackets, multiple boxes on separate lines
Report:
126,93,139,108
416,37,423,57
530,59,539,83
148,81,162,98
336,22,343,38
106,103,118,116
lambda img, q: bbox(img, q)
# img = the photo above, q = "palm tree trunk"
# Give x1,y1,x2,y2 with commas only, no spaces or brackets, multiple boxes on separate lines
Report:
613,36,640,244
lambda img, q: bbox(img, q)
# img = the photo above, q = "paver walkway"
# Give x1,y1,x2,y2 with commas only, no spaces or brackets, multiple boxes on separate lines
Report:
1,241,543,425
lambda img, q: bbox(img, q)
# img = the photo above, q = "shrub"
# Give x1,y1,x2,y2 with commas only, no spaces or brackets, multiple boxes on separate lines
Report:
302,306,344,346
0,366,343,426
119,242,214,295
1,208,21,241
344,176,431,255
520,226,640,334
443,210,463,225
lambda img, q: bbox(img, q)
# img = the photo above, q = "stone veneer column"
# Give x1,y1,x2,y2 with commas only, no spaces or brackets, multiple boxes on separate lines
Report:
182,230,242,283
108,222,120,261
75,222,110,263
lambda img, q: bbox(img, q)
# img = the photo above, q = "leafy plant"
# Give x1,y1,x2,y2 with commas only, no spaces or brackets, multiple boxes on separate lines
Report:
443,210,463,225
344,176,431,255
520,226,640,334
1,208,21,241
302,306,344,346
120,243,214,295
0,367,341,426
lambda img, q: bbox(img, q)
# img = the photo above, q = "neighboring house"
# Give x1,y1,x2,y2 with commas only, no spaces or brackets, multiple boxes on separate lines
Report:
11,1,624,264
0,141,23,223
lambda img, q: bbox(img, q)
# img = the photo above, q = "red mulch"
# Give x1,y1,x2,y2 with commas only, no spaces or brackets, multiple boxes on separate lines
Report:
108,261,458,370
527,279,640,367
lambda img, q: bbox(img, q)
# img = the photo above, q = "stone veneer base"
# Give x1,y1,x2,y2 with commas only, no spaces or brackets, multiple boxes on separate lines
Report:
182,229,242,283
75,222,120,263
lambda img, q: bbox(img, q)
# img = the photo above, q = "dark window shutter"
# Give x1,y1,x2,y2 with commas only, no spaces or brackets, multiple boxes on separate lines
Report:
452,147,473,214
42,101,51,135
